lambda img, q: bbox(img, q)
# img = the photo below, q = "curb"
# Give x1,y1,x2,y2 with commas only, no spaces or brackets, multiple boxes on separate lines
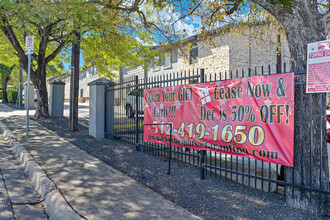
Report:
0,120,83,220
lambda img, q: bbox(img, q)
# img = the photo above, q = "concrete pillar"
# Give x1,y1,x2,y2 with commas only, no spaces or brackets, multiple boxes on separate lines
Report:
49,79,66,117
88,77,115,139
24,81,35,109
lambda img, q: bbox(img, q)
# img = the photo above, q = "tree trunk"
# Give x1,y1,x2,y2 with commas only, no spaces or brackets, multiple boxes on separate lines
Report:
278,9,329,217
69,32,80,131
251,1,330,215
34,75,50,119
18,61,23,108
2,79,8,103
286,89,329,215
32,59,50,119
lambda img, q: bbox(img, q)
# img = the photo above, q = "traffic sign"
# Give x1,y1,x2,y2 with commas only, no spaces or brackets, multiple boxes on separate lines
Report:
306,39,330,93
25,36,34,55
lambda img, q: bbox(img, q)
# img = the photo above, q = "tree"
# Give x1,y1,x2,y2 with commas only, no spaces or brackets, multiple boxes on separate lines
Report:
0,31,19,103
0,1,74,118
0,64,16,103
0,0,162,119
70,31,80,132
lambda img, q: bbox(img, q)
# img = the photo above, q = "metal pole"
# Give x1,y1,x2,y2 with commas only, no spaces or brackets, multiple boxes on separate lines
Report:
70,66,74,131
135,75,139,151
141,144,144,179
18,82,21,108
200,68,205,179
26,54,31,139
168,124,172,175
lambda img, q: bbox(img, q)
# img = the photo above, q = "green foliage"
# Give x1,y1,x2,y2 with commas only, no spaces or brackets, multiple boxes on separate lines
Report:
0,32,18,67
6,90,17,103
0,31,20,90
1,0,160,81
0,90,2,99
82,31,161,79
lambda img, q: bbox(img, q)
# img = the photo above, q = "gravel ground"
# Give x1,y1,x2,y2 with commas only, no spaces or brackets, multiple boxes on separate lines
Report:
31,117,321,219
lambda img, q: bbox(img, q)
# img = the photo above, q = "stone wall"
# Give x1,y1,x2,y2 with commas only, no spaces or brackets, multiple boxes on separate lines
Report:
228,24,290,74
177,35,230,77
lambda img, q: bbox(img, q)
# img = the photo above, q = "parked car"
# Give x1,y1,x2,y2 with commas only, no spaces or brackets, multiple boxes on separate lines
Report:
125,89,144,118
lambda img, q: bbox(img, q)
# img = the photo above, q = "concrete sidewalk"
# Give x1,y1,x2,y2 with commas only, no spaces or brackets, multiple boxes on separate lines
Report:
0,103,200,220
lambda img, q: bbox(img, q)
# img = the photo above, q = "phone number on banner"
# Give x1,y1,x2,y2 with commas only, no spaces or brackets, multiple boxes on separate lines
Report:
151,121,264,146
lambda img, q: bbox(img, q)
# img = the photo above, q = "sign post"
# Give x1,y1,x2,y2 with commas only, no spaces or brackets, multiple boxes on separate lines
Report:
25,36,34,139
307,39,330,93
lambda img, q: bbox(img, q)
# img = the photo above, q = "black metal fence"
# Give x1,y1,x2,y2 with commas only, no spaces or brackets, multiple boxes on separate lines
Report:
105,64,330,201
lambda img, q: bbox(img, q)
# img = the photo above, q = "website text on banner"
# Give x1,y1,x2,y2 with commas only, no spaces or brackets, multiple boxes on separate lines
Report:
144,73,295,166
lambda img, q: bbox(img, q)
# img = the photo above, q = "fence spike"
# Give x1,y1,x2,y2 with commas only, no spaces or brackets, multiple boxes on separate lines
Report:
166,73,169,87
184,70,187,84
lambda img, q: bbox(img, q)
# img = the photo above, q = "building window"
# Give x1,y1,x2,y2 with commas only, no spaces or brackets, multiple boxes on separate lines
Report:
153,56,161,71
164,52,172,69
190,43,198,64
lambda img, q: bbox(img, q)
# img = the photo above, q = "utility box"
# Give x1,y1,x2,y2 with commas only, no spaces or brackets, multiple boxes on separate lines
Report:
24,81,35,110
49,79,65,117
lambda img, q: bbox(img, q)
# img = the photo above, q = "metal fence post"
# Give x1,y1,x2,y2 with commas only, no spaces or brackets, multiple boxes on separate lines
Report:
135,75,139,151
168,124,173,175
200,68,205,180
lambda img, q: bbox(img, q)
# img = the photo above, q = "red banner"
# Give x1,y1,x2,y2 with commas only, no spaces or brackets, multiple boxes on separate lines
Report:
144,73,294,166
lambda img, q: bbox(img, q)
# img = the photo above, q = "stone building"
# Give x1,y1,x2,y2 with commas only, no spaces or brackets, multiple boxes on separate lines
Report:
123,23,291,81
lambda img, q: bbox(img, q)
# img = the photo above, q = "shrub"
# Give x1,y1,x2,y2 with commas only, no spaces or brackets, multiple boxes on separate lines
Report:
6,90,18,103
0,90,2,100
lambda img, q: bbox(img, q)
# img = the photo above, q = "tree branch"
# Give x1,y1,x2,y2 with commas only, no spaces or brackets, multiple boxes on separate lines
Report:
172,0,204,26
250,0,279,15
45,40,67,63
225,0,241,15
